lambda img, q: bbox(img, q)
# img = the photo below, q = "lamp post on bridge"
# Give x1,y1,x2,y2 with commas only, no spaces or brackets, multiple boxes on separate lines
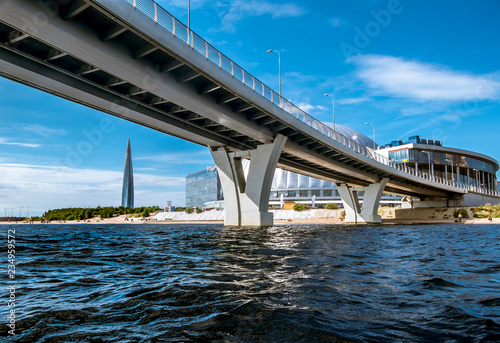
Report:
365,122,376,151
266,49,281,98
422,151,432,180
324,93,335,132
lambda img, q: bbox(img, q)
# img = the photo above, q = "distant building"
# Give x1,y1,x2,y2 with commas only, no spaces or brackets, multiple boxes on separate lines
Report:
378,135,499,194
186,130,499,209
186,166,223,208
185,125,401,208
121,138,134,208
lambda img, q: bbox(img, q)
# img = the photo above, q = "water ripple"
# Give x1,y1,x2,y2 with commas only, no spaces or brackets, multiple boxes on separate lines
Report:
1,223,499,342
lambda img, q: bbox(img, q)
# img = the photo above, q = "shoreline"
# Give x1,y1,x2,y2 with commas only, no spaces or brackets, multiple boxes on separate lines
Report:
1,216,498,226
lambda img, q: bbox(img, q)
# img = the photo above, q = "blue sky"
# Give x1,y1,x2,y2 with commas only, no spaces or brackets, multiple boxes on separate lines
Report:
1,0,500,215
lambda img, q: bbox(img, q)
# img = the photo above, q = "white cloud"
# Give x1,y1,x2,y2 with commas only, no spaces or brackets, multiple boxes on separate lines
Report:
0,163,186,215
337,97,371,105
296,102,327,113
217,0,305,32
0,137,40,148
20,124,67,137
136,150,213,165
353,54,500,101
328,17,344,27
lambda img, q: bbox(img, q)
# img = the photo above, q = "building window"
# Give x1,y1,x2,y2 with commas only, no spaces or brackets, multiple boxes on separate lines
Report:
299,190,309,197
323,189,332,197
288,190,297,197
311,190,321,197
389,149,409,162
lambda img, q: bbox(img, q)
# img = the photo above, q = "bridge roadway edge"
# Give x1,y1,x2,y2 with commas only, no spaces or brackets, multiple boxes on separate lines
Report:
89,0,472,198
0,0,476,202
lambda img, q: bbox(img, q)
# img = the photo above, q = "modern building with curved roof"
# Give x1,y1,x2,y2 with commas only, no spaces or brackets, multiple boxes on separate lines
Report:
186,128,499,209
377,135,499,198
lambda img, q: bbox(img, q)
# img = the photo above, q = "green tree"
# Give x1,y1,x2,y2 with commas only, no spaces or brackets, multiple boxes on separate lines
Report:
325,203,338,210
293,203,306,212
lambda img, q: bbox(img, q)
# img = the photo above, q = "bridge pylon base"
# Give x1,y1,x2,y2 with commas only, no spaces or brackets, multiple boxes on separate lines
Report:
337,178,389,224
209,135,287,227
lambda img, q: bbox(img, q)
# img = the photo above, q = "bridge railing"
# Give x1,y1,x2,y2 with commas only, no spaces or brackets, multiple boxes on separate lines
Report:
127,0,498,196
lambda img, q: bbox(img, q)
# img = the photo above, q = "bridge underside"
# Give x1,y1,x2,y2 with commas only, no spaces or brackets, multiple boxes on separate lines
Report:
0,0,469,226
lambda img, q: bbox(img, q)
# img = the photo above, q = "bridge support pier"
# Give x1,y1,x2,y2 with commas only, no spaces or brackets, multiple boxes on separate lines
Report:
337,178,388,224
209,135,287,227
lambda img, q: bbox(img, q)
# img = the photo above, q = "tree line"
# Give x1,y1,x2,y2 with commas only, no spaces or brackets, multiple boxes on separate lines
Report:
41,206,161,221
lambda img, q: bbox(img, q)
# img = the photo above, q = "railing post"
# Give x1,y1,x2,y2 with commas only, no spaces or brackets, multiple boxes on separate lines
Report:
133,0,136,8
231,61,234,76
219,52,222,68
205,42,208,58
154,3,157,23
172,17,175,35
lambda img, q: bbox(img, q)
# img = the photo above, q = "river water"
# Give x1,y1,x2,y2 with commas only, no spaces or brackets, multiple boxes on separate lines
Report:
2,223,500,342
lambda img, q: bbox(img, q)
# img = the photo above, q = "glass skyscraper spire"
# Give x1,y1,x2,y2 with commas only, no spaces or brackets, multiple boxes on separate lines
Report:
121,138,134,208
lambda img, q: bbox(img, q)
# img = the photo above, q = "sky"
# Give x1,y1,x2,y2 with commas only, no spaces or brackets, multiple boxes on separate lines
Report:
1,0,500,216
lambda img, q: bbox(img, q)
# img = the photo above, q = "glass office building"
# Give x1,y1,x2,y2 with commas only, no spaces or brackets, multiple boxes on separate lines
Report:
186,166,223,208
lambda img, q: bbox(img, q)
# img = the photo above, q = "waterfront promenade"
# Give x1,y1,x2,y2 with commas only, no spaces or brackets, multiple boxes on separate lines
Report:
1,209,498,225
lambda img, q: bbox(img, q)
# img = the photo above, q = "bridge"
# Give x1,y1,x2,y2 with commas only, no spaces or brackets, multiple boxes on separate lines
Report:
0,0,496,226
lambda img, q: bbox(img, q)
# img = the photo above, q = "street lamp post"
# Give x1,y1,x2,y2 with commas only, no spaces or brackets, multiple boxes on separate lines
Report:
365,122,376,150
266,49,281,98
324,93,335,132
422,151,431,180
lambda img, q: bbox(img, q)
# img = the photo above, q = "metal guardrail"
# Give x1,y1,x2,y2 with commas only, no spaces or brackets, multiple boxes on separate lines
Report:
126,0,498,197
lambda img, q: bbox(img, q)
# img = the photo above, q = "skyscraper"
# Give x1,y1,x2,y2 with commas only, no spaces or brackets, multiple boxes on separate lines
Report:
121,138,134,208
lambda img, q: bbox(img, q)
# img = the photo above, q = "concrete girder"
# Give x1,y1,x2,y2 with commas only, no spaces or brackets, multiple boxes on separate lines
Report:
150,97,168,105
0,0,472,200
128,86,147,96
107,77,128,87
47,49,68,61
210,134,287,227
283,141,380,185
0,51,226,149
235,104,254,113
0,0,274,144
86,0,468,198
63,0,90,20
200,84,221,95
159,60,184,73
218,94,239,105
78,64,100,75
8,30,29,45
132,44,158,59
178,70,201,83
102,24,127,41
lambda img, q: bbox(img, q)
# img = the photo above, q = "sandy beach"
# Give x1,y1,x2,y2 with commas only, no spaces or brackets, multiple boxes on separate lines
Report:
1,213,498,225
